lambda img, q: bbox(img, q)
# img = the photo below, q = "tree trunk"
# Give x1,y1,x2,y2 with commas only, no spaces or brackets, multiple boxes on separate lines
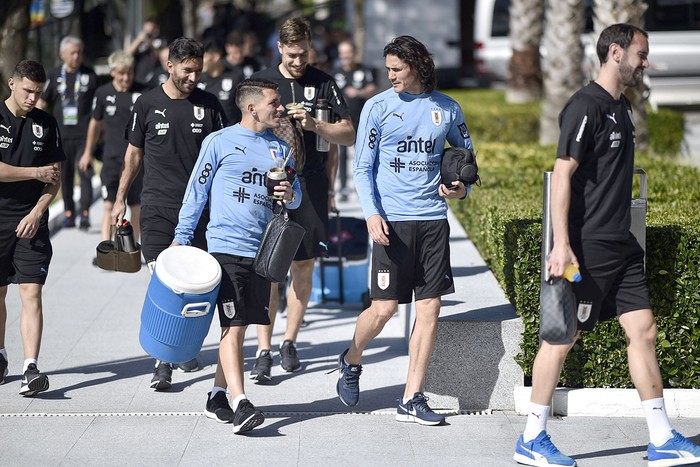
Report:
593,0,649,151
506,0,544,103
0,0,30,101
539,0,585,145
353,0,365,62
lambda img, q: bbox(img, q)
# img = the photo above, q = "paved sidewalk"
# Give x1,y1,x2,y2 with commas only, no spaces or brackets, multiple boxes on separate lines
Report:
1,194,699,466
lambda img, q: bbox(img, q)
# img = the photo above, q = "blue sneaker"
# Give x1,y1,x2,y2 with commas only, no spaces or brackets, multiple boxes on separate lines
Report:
335,348,362,407
396,392,445,426
648,430,700,467
514,431,576,466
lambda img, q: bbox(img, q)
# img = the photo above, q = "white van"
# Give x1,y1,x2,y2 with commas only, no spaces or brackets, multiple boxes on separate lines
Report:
474,0,700,107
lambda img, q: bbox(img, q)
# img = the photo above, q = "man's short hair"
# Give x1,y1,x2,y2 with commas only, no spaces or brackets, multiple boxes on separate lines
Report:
596,23,648,65
13,59,46,84
168,37,204,64
108,50,134,69
383,35,436,93
204,40,224,56
279,17,311,46
225,30,246,47
235,79,279,111
60,36,83,53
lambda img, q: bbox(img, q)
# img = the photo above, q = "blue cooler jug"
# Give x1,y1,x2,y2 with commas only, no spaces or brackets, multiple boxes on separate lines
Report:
139,246,222,363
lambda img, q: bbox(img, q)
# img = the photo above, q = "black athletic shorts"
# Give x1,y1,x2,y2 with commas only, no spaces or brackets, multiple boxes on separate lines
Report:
370,219,454,304
289,174,329,261
101,157,143,205
571,234,651,331
0,221,52,286
212,253,271,327
140,205,208,266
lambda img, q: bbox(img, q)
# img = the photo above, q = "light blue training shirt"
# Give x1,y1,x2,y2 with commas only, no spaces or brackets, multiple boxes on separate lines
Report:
174,123,302,257
353,88,473,222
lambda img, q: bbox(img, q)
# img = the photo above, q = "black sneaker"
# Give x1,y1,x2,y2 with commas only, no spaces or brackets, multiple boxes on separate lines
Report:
279,340,301,372
204,391,234,424
249,349,272,383
19,363,49,396
396,392,445,426
0,354,8,385
232,399,265,434
150,361,172,390
63,212,75,228
334,348,362,407
176,357,199,373
79,212,90,231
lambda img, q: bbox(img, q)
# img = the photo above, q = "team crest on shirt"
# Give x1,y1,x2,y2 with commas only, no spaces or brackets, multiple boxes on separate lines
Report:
194,106,205,121
32,124,43,138
222,300,236,319
377,271,390,290
577,301,593,322
304,86,315,101
458,123,469,139
80,74,90,86
222,78,233,92
431,109,443,126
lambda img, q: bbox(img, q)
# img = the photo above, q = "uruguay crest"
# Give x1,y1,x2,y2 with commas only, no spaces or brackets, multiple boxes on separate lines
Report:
223,300,236,319
194,106,205,121
577,302,592,322
431,109,442,126
222,78,233,92
377,271,390,290
304,86,315,101
32,123,43,138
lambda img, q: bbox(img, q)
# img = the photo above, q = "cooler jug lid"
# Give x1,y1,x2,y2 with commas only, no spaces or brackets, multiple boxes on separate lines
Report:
155,246,222,294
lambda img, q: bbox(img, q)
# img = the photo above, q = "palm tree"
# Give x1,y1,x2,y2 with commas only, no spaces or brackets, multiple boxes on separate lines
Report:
539,0,586,145
506,0,544,103
593,0,649,151
0,0,30,100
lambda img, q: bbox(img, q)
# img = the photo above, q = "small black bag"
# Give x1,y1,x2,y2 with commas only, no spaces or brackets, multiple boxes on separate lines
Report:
254,202,306,283
539,278,577,344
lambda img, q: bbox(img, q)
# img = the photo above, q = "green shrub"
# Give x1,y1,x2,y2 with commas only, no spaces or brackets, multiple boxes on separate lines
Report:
449,141,700,388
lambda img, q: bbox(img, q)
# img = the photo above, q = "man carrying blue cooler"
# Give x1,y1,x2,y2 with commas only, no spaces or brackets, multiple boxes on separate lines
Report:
172,79,301,434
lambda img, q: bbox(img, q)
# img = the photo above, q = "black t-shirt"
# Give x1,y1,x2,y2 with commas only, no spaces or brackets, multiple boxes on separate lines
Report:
557,81,635,241
0,102,66,221
331,64,376,130
42,64,98,140
127,86,227,208
92,82,145,161
252,65,350,176
198,69,245,125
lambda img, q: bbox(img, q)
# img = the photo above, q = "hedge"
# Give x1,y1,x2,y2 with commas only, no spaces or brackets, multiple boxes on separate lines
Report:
446,90,700,388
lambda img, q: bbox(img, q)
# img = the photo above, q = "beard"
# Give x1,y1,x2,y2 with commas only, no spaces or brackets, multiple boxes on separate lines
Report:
620,59,643,88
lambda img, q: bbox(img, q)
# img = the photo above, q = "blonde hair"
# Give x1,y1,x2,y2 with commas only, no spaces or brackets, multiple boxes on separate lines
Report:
108,50,134,69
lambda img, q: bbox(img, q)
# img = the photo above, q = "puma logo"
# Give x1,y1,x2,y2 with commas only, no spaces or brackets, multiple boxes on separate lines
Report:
392,112,404,121
606,113,617,124
530,412,541,419
652,406,663,411
0,124,10,133
154,109,167,118
106,95,116,103
235,146,246,154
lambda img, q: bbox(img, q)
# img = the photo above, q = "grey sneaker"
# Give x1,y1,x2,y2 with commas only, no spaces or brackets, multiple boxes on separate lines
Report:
0,354,8,385
279,340,301,372
232,399,265,434
250,349,273,383
176,357,200,373
150,361,172,390
19,363,49,397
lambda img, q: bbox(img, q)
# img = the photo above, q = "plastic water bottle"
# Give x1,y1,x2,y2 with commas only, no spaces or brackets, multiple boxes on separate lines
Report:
117,220,137,252
315,98,330,152
563,264,582,283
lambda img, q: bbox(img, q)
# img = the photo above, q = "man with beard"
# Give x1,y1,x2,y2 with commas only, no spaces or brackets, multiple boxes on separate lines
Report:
112,37,227,391
250,17,354,381
513,23,700,467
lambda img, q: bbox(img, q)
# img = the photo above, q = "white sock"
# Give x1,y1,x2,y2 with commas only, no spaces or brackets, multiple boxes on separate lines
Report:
523,402,550,442
231,394,247,412
210,387,226,399
256,349,270,357
642,398,674,446
23,358,38,372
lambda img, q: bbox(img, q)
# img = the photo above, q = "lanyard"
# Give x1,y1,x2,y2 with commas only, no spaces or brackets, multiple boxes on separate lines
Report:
58,65,82,103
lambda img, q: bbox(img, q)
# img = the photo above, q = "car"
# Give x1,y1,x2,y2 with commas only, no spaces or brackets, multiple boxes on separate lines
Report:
474,0,700,107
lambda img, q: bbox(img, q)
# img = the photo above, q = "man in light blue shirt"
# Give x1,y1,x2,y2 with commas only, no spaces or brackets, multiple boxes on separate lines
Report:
173,78,301,434
334,36,474,426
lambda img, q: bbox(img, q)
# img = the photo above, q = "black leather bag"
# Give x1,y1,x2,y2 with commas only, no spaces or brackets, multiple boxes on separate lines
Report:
254,202,305,283
539,278,577,344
